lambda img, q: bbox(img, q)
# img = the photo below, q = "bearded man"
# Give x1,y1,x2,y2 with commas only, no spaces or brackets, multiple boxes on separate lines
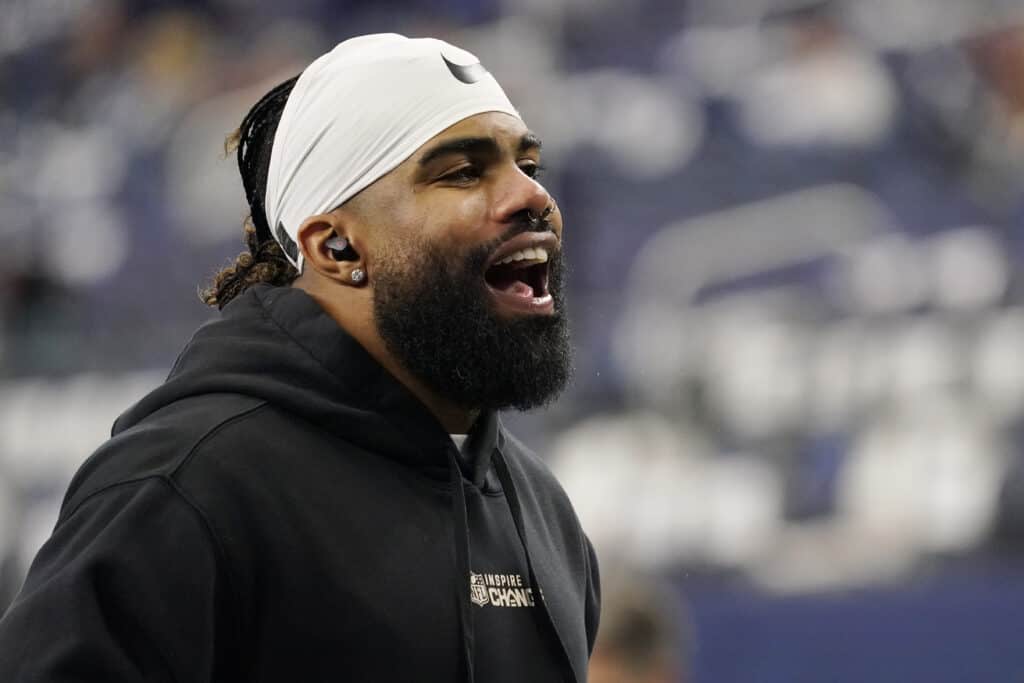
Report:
0,34,599,682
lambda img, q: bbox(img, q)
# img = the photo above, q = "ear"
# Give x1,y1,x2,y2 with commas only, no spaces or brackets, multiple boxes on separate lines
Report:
296,211,366,286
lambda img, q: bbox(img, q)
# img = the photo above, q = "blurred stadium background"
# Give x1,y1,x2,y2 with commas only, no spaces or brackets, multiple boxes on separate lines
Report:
4,0,1024,680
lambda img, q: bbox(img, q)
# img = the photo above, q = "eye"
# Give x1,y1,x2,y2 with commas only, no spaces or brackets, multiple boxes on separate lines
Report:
519,161,546,179
439,165,481,184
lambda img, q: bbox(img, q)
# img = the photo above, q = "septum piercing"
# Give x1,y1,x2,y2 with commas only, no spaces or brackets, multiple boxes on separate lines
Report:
533,203,555,221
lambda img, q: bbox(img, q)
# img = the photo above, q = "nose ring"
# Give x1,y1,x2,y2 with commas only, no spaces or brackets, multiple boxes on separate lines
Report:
534,202,556,221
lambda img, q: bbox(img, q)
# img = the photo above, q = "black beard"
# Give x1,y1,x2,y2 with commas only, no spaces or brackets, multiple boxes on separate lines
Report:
373,233,572,412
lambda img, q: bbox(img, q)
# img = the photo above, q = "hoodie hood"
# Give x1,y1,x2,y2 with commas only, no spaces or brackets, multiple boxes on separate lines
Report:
115,283,497,480
113,283,581,683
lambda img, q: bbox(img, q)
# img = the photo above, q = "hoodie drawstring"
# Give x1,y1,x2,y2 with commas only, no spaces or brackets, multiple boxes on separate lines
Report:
448,441,576,683
447,448,476,683
492,449,577,683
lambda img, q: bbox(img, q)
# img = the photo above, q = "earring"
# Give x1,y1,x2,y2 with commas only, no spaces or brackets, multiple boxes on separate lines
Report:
350,269,365,284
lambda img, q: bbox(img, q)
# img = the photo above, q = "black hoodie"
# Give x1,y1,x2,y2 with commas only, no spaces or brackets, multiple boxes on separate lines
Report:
0,284,600,682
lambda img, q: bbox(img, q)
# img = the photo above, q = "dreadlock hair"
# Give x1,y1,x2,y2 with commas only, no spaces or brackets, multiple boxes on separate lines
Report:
201,74,302,309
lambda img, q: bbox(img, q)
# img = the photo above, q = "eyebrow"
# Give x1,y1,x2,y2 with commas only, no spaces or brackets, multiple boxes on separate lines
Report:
418,132,543,167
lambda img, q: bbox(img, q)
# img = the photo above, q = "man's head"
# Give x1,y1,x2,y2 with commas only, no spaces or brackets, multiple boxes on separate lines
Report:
299,110,572,412
206,35,572,413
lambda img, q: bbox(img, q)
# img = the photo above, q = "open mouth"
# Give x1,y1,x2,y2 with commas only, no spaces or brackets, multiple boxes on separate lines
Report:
483,241,555,315
485,247,550,298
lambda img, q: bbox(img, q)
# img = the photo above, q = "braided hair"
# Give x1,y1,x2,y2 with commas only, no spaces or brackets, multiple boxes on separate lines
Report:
201,74,301,309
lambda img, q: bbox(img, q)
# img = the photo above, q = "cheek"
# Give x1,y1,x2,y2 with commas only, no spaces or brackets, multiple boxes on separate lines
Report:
418,194,491,246
380,204,425,243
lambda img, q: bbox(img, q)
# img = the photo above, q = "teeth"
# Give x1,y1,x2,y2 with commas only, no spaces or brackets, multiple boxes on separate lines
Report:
496,246,548,266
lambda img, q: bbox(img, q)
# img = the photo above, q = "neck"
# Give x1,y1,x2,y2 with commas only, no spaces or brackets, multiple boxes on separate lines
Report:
372,348,480,433
295,279,479,434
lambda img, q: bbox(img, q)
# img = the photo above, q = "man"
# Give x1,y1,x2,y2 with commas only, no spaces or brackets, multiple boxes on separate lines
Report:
0,34,599,682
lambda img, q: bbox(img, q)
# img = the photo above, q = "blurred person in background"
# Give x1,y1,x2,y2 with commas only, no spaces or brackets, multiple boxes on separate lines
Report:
588,567,691,683
0,33,599,682
735,1,896,150
951,21,1024,209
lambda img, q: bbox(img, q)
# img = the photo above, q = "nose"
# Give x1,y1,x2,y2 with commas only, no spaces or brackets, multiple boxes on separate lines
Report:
491,165,553,227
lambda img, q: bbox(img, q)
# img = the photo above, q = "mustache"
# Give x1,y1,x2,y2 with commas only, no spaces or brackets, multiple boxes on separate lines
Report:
472,210,554,269
511,207,554,239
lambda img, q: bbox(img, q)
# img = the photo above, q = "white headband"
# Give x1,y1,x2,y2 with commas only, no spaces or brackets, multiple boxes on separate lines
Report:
264,33,521,270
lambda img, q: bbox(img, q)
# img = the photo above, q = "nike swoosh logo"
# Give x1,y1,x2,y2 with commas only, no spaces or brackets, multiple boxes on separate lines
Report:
442,55,488,84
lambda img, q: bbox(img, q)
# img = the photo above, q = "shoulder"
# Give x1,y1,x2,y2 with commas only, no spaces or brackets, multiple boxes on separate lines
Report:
62,393,377,535
60,393,273,520
499,429,586,533
501,431,570,497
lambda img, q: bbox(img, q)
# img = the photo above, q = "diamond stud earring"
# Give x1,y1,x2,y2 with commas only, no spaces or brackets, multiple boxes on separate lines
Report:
350,269,366,284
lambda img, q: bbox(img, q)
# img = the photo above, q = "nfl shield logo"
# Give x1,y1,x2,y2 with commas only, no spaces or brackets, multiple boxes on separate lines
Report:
469,572,489,607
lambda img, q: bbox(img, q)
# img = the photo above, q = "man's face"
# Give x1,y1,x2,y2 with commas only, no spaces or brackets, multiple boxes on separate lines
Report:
358,112,572,411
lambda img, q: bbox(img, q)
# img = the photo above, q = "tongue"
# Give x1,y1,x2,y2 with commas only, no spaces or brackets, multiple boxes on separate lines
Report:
500,280,535,299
